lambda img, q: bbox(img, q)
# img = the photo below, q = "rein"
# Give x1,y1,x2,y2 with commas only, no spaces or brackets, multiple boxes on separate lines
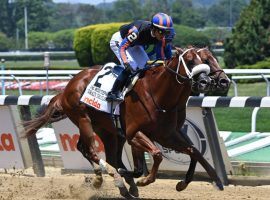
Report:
209,69,225,78
164,48,195,83
147,48,196,113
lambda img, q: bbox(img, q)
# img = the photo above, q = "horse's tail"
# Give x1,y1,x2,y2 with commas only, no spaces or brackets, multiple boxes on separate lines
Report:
22,93,66,138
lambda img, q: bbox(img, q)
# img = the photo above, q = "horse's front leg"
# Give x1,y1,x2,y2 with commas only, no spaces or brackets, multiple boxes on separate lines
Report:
176,158,197,191
163,133,224,191
176,110,198,191
127,132,163,187
175,129,198,191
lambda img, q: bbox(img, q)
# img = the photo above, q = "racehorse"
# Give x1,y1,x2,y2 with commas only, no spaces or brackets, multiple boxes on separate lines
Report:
22,47,227,199
119,47,230,192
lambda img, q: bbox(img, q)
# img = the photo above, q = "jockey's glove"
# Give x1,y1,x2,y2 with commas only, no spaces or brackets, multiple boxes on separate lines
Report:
124,62,132,70
123,63,136,75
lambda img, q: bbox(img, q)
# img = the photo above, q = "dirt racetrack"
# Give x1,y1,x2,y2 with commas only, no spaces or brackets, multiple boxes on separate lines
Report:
0,167,270,200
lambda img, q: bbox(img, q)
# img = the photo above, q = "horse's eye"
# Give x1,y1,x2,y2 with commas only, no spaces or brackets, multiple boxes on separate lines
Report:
188,60,195,65
203,60,209,65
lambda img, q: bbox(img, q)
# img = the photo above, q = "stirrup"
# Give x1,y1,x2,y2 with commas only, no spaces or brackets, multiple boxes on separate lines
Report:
106,92,122,101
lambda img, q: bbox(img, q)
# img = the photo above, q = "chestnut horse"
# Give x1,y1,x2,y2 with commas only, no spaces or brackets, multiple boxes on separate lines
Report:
22,47,226,199
120,47,230,192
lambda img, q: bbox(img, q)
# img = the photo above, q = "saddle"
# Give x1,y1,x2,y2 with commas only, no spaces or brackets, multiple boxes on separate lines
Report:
80,62,139,114
80,60,164,113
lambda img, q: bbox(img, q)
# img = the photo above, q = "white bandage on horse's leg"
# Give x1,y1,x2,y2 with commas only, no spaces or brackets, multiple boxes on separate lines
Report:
99,159,117,176
99,159,107,171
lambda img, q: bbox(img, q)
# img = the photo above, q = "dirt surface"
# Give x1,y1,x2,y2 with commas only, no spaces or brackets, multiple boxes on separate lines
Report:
0,167,270,200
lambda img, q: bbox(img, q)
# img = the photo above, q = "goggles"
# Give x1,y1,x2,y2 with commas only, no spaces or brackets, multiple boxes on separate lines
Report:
156,28,171,36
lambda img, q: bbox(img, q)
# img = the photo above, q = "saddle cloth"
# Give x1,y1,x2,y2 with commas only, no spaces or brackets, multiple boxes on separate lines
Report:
80,62,138,114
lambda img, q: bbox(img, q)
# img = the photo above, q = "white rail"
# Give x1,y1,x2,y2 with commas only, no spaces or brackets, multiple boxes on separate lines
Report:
1,68,270,133
0,70,80,75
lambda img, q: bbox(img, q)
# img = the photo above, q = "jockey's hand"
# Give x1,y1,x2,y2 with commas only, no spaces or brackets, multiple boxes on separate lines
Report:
124,62,132,70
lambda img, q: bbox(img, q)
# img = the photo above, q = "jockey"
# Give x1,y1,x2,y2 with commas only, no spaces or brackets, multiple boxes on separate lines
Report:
106,12,174,101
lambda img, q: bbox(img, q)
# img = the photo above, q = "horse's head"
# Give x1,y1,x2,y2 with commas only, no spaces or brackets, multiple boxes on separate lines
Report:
172,47,213,93
197,48,230,91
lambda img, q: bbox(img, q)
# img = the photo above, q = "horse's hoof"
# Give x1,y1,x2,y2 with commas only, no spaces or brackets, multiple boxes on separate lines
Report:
176,181,188,191
212,181,224,191
114,173,125,188
92,175,103,189
129,185,139,197
118,168,127,176
136,177,151,187
119,186,137,199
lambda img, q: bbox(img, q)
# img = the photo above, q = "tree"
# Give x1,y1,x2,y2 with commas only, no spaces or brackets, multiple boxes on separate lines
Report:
0,0,17,37
171,0,205,28
14,0,53,33
207,0,248,27
109,0,143,22
224,0,270,68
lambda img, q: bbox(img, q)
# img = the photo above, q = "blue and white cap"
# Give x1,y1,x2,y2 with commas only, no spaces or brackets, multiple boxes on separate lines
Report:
152,13,173,30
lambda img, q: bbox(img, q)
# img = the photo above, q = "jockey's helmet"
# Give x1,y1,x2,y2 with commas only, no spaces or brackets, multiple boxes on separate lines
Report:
151,13,173,31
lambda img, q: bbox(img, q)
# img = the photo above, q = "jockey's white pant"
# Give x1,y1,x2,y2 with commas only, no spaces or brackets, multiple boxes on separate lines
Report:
110,31,149,71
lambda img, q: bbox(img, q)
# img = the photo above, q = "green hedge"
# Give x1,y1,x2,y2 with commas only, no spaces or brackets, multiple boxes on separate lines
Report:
237,58,270,69
91,24,122,64
235,58,270,83
73,23,124,67
52,29,75,50
28,30,75,51
28,32,53,50
73,24,101,67
73,23,210,67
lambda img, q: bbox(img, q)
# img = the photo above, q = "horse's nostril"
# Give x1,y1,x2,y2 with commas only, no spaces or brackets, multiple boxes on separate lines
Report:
219,79,230,88
199,79,208,86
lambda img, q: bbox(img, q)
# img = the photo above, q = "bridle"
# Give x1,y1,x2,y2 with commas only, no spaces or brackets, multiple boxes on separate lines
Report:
147,48,210,113
164,48,210,84
197,48,226,79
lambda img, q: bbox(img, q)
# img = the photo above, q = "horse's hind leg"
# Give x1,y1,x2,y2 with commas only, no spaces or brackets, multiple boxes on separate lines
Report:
164,134,223,191
77,137,103,189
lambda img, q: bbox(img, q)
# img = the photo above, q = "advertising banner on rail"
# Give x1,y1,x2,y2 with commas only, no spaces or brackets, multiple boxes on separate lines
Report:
52,118,132,170
52,107,229,173
154,107,214,172
0,106,30,169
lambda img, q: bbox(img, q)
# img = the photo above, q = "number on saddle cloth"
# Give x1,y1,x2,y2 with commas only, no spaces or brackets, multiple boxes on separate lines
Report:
80,62,138,113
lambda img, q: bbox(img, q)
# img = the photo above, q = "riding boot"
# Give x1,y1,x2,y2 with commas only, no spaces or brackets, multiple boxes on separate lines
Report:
106,67,132,101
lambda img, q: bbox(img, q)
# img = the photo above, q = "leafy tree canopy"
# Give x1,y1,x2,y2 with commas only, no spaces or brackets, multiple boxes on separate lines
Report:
224,0,270,68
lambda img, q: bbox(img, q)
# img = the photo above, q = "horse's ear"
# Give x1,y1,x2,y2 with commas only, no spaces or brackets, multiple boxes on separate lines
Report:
175,47,183,55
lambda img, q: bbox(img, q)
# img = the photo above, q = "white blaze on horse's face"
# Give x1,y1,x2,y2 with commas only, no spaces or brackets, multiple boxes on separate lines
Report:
177,48,210,79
